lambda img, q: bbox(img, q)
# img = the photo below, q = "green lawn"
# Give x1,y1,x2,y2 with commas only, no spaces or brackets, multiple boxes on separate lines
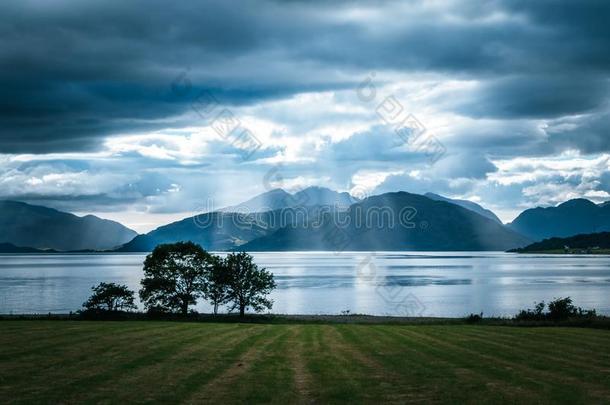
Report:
1,321,609,403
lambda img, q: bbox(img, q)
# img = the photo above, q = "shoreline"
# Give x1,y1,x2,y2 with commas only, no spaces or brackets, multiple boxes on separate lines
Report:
2,312,609,328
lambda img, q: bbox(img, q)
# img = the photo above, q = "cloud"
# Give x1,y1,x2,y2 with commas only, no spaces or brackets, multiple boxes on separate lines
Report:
1,0,610,225
452,75,609,119
546,112,610,153
1,0,609,152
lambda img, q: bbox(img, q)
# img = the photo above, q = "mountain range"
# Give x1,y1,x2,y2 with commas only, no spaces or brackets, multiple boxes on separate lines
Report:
507,199,610,241
4,187,610,253
241,192,528,251
0,200,137,251
220,186,357,212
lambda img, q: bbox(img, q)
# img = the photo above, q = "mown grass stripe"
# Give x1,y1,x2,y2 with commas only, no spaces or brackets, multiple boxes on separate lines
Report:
384,326,544,402
83,324,249,403
333,325,437,403
372,325,531,403
420,326,610,400
2,321,610,404
171,325,276,403
398,327,601,403
10,323,225,403
443,326,610,371
297,324,387,403
0,321,159,361
202,326,297,403
0,323,194,387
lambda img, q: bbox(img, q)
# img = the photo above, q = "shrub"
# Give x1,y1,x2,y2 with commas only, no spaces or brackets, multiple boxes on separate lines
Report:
547,297,578,321
82,282,136,313
515,301,546,321
465,312,483,323
514,297,597,322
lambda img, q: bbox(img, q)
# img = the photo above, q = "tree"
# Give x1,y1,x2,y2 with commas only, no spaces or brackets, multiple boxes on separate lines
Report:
203,256,230,315
223,252,276,317
139,241,214,315
83,282,136,312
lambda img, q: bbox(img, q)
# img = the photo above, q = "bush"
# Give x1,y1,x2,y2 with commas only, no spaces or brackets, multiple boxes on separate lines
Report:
82,282,136,313
465,312,483,323
547,297,578,321
515,301,545,321
514,297,597,322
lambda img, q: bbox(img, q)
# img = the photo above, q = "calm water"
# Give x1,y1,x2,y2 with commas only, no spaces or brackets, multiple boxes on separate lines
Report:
1,252,610,317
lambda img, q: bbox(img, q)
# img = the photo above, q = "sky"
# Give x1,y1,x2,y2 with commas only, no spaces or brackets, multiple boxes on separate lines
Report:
1,0,610,232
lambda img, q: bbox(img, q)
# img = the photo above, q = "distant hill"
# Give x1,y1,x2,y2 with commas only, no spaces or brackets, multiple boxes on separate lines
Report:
117,212,269,252
116,206,332,252
508,199,610,241
511,232,610,253
0,201,137,251
0,242,56,253
221,186,357,212
424,192,502,223
242,192,530,251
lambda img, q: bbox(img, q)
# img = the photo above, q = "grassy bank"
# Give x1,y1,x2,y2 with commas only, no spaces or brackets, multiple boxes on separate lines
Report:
1,321,610,403
4,312,610,328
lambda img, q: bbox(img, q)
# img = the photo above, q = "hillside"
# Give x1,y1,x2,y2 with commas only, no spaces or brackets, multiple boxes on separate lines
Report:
242,192,530,251
511,232,610,253
116,206,333,252
508,199,610,241
424,192,502,223
0,201,137,251
0,242,56,253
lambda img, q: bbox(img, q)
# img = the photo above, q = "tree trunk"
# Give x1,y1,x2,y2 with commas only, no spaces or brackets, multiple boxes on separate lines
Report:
239,305,245,317
181,302,189,316
213,302,218,316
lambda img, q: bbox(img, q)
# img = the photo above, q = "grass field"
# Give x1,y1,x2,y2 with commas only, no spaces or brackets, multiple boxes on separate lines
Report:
1,321,610,403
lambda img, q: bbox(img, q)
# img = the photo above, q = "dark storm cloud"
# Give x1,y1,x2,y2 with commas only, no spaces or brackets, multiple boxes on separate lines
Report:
453,75,610,119
546,112,610,154
1,0,610,153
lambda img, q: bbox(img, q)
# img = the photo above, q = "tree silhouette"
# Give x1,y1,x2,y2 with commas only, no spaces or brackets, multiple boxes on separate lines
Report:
222,252,276,317
203,256,230,315
139,241,214,315
83,282,136,312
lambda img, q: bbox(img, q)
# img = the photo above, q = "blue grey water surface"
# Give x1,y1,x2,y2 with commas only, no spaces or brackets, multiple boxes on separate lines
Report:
1,252,609,317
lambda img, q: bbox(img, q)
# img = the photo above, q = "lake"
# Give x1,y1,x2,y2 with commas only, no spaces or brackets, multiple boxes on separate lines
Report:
1,252,610,317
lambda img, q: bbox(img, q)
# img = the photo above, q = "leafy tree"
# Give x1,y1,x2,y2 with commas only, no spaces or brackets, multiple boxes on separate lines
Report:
139,241,214,315
223,252,276,316
83,282,136,312
203,256,230,315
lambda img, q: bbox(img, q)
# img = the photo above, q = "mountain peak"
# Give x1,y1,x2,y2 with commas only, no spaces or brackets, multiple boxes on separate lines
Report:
223,186,357,213
508,197,609,241
557,198,597,209
424,192,502,224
